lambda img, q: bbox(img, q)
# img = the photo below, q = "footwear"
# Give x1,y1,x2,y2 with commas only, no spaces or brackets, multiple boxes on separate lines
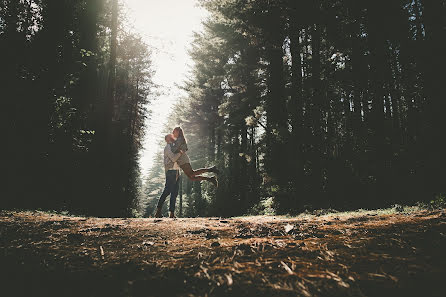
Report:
209,176,219,187
209,165,220,174
169,211,176,218
154,207,162,218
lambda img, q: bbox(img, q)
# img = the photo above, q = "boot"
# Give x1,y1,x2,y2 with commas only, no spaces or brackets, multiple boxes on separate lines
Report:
169,211,176,218
209,176,219,187
154,207,162,218
209,165,220,174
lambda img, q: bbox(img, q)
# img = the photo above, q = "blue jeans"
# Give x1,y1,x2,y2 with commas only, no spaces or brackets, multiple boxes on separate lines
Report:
157,170,180,212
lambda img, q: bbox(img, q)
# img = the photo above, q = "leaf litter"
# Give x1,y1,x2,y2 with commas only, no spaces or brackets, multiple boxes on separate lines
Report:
0,209,445,296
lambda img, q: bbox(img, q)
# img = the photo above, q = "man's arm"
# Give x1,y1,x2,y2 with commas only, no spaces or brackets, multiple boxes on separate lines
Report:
165,145,182,162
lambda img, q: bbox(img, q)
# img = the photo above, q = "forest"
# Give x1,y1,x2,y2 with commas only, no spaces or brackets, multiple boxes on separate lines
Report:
1,0,153,217
1,1,446,296
1,0,445,218
142,0,446,217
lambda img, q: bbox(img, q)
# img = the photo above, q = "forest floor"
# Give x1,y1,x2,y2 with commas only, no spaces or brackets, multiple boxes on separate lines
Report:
1,208,445,297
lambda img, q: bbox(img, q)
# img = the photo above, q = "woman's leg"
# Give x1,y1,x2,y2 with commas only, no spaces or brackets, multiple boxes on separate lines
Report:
180,163,217,178
180,163,204,178
180,163,218,186
180,163,211,181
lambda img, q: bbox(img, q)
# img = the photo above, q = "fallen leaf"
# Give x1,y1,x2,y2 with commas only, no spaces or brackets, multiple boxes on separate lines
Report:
284,224,294,233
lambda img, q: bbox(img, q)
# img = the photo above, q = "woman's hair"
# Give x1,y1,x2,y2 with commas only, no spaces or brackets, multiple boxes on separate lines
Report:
174,127,187,146
174,126,184,138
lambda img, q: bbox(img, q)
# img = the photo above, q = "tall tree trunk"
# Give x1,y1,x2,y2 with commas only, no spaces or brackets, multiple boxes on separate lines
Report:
288,9,304,209
366,0,393,205
78,0,101,115
346,0,367,203
419,0,446,195
179,175,183,217
103,0,119,216
264,6,290,212
107,0,118,124
310,1,324,206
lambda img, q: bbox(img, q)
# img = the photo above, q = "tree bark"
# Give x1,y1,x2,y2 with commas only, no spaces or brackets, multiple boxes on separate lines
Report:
288,8,304,209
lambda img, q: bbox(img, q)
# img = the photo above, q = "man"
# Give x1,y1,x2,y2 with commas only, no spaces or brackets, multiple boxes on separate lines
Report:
154,134,183,218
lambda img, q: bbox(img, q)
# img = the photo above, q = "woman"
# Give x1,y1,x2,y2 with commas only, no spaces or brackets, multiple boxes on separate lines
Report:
171,127,219,187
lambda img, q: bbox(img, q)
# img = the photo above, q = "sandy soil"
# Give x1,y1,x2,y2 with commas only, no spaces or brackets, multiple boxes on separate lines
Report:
1,209,445,297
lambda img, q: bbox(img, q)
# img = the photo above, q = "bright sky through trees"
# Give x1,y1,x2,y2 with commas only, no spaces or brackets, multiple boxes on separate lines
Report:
125,0,207,178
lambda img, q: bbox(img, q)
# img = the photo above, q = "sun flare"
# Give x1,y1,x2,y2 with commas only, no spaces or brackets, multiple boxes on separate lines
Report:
125,0,207,177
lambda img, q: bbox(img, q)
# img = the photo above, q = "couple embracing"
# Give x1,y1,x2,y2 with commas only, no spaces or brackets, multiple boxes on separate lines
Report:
154,127,219,218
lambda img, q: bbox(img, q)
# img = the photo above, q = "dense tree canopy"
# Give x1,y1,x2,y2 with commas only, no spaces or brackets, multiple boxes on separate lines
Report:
142,0,445,217
1,0,154,216
2,0,444,217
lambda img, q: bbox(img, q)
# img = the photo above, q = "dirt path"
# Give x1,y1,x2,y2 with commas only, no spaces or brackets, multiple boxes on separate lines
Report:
1,209,445,297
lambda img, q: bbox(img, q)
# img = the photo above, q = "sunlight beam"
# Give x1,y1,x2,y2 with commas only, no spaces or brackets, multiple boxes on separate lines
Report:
124,0,207,178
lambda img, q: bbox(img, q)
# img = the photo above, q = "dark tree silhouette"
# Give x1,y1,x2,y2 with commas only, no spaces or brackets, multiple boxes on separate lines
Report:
145,0,445,216
1,0,154,216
